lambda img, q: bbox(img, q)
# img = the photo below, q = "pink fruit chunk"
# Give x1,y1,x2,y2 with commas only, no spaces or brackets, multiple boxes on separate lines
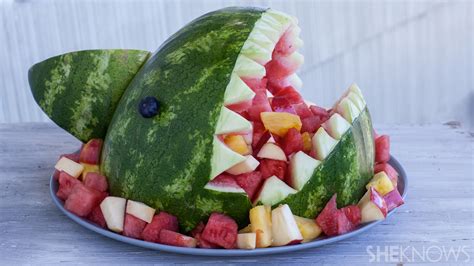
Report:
374,163,399,186
247,92,272,122
341,205,361,226
56,171,82,200
259,159,287,180
309,105,329,118
384,189,404,211
64,184,104,217
266,55,300,80
201,213,238,249
87,205,107,228
79,139,103,164
226,99,252,113
282,128,304,156
242,78,267,94
142,212,179,243
123,214,147,239
252,121,271,152
159,229,197,248
301,115,324,134
208,174,243,190
271,96,296,114
190,222,219,249
375,135,390,163
293,103,313,119
234,171,264,200
273,25,299,56
83,172,108,192
316,194,356,236
274,86,303,104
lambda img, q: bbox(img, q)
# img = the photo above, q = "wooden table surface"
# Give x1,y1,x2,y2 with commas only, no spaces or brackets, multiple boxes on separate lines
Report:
1,123,472,264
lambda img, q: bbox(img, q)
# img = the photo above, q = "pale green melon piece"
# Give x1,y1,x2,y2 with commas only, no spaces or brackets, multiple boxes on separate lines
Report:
214,107,252,135
289,151,321,191
240,40,273,65
256,176,297,205
233,55,266,79
347,91,365,111
312,127,339,161
287,73,303,89
223,74,255,105
210,136,246,179
337,97,361,123
348,83,366,104
253,19,282,43
325,113,351,140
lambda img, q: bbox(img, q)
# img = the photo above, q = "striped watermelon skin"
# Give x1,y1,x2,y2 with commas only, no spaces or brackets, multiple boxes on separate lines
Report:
279,109,374,218
28,49,150,142
102,8,265,230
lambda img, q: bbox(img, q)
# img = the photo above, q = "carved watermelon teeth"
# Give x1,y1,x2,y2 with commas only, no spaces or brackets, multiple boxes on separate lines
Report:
209,9,302,181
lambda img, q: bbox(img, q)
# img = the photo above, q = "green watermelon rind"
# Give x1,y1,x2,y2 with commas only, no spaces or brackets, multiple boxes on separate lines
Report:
28,49,150,142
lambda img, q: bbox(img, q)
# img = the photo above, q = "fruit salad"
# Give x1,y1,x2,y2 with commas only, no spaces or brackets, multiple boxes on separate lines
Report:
30,7,404,250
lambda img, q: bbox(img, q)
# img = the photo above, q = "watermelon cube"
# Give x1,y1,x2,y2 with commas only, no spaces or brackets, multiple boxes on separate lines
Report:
64,184,104,217
247,92,272,122
234,171,264,200
56,171,82,200
274,86,303,104
242,77,267,94
375,135,390,163
301,115,326,134
259,159,287,180
159,229,197,248
87,205,107,228
190,222,220,249
79,139,103,164
309,105,329,118
315,194,356,236
282,128,304,155
201,213,238,249
341,205,361,226
83,172,108,192
142,212,179,243
293,103,313,119
271,96,296,114
252,121,271,152
123,214,147,240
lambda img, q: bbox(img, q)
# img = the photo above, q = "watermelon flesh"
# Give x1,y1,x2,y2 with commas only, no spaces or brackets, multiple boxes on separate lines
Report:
259,159,288,180
315,195,358,236
87,205,107,228
83,172,108,192
159,229,197,248
123,214,147,239
56,171,82,200
142,212,179,243
375,135,390,163
190,222,220,249
64,184,104,217
201,213,238,249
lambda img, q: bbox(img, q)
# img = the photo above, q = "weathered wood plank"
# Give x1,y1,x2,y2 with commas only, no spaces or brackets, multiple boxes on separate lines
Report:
0,123,472,264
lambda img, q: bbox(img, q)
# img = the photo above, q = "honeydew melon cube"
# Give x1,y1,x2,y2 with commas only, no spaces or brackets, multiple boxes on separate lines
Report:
55,157,84,178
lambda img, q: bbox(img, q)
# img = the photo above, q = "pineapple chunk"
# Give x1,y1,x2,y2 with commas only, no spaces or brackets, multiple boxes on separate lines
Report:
237,233,257,250
224,135,251,155
366,171,395,196
249,205,273,248
293,215,322,242
81,163,100,180
260,112,302,137
301,132,312,152
239,224,252,233
55,157,84,178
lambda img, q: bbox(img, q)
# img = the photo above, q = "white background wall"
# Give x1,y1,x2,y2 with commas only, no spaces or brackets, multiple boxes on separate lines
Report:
1,0,472,127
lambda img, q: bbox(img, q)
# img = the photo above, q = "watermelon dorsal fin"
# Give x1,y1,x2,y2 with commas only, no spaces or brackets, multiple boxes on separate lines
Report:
28,49,151,142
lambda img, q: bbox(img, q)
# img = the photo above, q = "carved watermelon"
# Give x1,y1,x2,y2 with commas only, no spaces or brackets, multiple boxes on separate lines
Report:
29,7,373,231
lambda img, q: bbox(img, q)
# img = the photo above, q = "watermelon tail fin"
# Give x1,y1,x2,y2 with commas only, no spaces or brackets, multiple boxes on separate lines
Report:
28,49,150,142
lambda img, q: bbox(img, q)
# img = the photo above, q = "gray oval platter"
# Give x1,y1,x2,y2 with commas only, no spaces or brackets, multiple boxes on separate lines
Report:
50,156,407,256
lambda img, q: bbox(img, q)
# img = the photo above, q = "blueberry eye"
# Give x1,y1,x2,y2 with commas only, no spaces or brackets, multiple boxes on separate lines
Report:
138,96,160,118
